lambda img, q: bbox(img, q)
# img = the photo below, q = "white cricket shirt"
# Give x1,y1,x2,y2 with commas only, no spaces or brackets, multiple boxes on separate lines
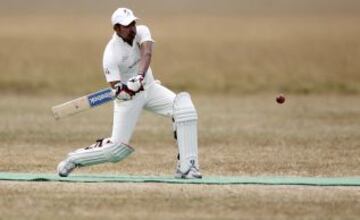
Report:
102,25,155,86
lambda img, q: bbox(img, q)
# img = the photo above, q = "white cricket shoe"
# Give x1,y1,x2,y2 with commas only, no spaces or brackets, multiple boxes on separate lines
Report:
57,159,77,177
175,161,202,179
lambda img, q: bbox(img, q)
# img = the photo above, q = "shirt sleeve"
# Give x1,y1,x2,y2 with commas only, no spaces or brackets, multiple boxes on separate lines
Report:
136,25,155,45
102,45,121,82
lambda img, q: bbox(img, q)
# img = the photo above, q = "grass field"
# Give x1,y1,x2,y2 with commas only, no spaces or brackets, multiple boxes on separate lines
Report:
1,0,360,219
0,94,359,219
1,182,359,220
1,94,360,176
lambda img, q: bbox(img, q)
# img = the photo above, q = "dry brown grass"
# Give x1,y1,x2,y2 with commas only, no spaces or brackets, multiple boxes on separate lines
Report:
0,94,360,219
1,94,359,176
1,182,359,220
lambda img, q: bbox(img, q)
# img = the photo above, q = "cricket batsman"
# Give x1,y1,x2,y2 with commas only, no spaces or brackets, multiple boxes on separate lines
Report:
57,8,202,179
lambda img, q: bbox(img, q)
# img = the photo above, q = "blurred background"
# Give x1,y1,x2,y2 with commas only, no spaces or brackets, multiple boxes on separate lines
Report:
1,0,359,96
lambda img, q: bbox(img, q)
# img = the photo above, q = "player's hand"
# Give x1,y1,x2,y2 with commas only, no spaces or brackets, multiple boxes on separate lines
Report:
114,82,135,101
127,75,144,93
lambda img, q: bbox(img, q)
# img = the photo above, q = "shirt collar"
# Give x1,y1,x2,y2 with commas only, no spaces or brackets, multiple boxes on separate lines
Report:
113,33,125,43
113,33,135,47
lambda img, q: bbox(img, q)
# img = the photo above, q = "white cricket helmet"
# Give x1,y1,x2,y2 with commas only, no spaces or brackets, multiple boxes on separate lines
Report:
111,8,139,26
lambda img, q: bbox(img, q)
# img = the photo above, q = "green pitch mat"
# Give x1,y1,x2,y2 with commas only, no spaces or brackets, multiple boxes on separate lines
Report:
0,172,359,186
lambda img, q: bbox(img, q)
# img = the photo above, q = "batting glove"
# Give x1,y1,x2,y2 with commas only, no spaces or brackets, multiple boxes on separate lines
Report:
114,82,135,101
127,75,144,93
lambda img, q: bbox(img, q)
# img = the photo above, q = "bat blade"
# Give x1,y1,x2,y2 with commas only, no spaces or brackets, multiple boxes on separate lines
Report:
52,88,115,120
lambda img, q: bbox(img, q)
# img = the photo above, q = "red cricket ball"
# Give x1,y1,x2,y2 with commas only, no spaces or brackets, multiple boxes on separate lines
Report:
276,94,286,104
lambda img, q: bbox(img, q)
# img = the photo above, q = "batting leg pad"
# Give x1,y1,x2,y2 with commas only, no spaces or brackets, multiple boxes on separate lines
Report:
173,92,199,173
67,138,134,167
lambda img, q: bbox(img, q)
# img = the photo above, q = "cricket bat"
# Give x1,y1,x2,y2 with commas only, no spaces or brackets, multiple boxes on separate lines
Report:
51,88,115,120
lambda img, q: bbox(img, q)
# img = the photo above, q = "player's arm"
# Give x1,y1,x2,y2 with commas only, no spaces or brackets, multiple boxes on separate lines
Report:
125,25,154,93
124,41,152,94
124,42,152,93
138,41,153,77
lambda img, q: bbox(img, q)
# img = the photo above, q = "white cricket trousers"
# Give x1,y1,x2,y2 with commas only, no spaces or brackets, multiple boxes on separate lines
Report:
111,81,176,144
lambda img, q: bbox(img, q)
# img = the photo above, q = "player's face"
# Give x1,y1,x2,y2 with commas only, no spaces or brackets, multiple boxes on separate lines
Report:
115,21,137,44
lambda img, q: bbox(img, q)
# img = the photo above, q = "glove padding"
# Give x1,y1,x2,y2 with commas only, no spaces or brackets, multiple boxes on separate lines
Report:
127,75,144,93
114,82,135,101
